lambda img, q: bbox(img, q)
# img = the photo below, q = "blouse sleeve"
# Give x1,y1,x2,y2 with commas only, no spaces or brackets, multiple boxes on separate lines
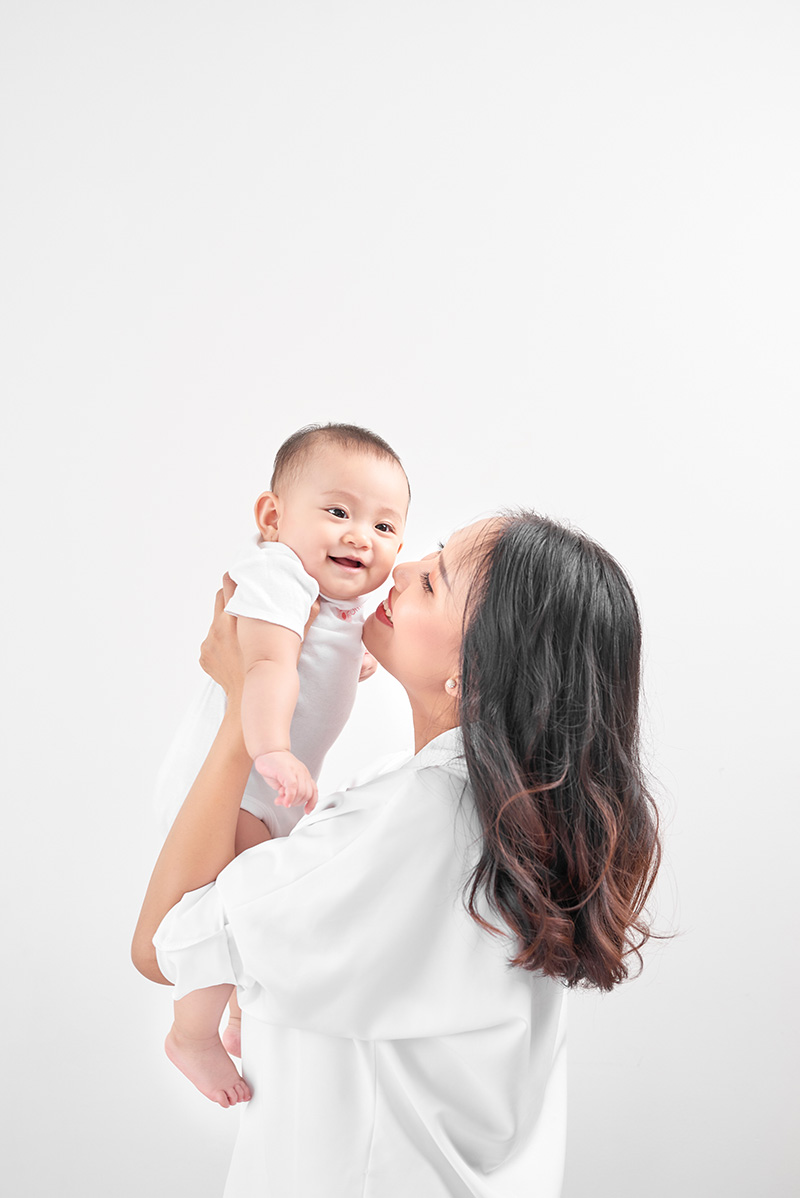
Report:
153,762,531,1041
225,541,319,638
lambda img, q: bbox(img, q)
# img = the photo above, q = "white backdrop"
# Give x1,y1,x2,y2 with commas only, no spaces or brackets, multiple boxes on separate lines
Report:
2,3,797,1195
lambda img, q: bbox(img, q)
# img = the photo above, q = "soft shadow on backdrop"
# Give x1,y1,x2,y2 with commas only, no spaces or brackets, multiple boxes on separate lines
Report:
1,3,797,1196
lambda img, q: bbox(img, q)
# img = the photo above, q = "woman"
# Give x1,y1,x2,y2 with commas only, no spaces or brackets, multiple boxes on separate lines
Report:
133,512,660,1197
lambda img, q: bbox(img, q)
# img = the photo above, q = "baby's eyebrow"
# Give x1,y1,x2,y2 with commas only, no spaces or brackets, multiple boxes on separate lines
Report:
320,490,404,523
321,490,357,502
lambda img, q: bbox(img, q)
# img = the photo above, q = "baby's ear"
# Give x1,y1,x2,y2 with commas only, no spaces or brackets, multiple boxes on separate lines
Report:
254,491,280,540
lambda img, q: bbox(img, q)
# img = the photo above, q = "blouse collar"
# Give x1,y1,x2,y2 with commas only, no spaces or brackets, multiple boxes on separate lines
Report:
410,726,467,778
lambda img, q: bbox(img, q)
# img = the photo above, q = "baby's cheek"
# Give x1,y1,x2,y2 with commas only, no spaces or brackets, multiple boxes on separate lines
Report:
375,554,399,587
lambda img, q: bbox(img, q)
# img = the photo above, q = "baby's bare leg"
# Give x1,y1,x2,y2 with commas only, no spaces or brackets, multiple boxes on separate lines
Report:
165,984,251,1107
234,809,273,855
221,811,274,1058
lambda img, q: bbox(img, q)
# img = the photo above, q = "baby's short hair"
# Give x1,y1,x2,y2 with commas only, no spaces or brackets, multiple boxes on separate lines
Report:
271,423,410,499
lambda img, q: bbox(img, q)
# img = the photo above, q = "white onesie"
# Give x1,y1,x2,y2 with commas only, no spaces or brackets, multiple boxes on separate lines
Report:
153,540,366,838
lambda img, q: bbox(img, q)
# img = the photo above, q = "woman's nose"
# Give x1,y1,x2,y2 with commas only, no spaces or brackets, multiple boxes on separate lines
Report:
392,560,413,591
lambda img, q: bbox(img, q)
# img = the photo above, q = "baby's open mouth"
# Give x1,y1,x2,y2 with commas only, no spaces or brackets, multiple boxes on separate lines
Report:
329,556,364,570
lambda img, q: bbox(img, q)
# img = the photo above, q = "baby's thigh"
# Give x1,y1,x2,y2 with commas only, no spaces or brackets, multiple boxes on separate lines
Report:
234,810,273,855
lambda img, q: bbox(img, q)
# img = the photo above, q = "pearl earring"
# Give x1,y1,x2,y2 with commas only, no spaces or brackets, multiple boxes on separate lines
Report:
445,678,458,691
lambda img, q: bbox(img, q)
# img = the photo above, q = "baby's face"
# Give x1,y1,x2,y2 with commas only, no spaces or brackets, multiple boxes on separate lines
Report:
272,446,409,601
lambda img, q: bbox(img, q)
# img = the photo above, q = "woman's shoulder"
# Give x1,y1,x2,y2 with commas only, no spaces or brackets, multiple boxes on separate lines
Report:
326,728,466,791
306,728,472,841
323,749,414,796
217,729,475,914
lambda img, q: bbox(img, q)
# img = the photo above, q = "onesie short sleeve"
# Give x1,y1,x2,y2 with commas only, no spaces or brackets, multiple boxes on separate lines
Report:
225,541,319,639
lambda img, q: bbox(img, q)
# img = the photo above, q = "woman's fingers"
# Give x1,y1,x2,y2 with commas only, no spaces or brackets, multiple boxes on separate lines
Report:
199,576,244,693
222,572,237,605
302,598,321,642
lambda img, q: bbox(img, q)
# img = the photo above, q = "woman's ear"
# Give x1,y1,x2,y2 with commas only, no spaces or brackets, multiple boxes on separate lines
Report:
254,491,281,540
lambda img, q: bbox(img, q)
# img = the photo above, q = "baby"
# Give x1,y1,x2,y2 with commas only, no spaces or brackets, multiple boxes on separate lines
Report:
155,422,410,1107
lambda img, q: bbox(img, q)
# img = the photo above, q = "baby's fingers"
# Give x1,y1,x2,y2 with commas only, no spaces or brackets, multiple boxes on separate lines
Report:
358,650,378,682
278,778,299,807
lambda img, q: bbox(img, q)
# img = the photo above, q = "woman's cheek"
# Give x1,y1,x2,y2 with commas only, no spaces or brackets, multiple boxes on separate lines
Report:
415,624,449,678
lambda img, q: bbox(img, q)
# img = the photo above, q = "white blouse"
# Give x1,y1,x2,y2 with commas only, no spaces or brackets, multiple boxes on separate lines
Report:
154,729,568,1198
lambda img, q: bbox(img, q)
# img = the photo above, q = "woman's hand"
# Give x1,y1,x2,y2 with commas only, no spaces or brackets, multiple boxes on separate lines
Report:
199,574,245,700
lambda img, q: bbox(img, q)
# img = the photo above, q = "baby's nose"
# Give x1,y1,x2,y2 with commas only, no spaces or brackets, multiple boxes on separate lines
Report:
345,524,371,549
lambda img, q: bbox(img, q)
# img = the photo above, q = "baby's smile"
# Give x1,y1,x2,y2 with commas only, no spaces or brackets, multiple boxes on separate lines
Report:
329,556,366,570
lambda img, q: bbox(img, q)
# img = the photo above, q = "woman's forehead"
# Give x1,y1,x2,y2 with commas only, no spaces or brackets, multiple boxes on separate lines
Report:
441,518,501,589
446,517,500,559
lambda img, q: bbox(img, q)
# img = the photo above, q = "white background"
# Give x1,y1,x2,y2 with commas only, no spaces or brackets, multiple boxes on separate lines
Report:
1,2,797,1195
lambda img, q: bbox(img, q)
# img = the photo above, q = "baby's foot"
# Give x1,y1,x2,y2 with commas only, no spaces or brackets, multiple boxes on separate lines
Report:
221,1013,242,1058
165,1025,251,1108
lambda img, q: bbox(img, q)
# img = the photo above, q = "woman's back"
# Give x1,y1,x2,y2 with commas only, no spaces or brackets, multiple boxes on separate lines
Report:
155,730,568,1197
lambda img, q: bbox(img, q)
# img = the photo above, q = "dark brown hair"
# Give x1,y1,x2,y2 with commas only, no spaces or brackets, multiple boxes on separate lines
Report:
460,512,661,991
271,423,410,498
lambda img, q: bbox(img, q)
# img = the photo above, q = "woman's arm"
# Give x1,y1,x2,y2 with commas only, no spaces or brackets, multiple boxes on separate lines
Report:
131,579,252,984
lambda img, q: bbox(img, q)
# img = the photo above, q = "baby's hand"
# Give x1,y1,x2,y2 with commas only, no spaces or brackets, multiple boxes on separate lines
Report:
358,650,378,682
254,751,318,814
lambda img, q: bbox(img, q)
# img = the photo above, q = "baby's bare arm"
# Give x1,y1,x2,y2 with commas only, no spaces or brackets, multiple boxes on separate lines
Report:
236,617,317,809
236,616,302,759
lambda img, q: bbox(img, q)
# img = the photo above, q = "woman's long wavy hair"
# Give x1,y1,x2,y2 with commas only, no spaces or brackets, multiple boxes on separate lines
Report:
460,512,661,991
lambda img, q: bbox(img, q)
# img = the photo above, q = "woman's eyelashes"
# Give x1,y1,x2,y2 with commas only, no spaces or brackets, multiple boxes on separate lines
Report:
420,571,434,594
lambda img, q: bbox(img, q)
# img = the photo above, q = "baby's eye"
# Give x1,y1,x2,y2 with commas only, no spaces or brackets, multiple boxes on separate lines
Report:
327,507,348,519
375,522,395,534
420,571,434,594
